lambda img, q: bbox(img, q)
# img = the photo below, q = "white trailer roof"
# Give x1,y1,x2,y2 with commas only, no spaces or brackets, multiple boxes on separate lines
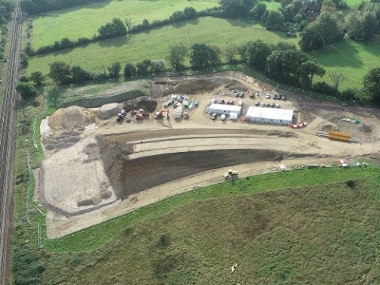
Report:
246,106,293,121
208,104,242,113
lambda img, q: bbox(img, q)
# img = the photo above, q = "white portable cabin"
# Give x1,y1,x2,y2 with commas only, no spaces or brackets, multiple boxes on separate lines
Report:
245,106,293,125
208,104,242,116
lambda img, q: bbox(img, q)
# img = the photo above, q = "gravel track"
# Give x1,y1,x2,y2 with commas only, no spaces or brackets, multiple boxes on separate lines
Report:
0,2,22,284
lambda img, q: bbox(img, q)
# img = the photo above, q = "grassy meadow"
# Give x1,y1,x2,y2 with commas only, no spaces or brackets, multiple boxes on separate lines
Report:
31,0,219,49
309,36,380,90
38,174,380,284
27,16,298,75
27,14,379,90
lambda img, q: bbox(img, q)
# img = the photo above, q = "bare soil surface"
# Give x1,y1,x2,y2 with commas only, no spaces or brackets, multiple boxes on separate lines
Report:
38,72,380,238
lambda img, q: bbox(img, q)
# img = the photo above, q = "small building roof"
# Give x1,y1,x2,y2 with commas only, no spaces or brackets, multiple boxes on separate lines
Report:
208,104,242,113
246,106,293,121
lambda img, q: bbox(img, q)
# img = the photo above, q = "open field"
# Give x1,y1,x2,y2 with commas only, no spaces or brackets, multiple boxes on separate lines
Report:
31,0,219,49
27,16,298,75
259,0,281,11
39,177,380,284
310,36,380,90
27,14,380,90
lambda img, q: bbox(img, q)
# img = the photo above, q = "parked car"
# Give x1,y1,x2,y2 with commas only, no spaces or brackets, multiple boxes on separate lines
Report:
273,94,278,100
271,103,275,108
211,113,217,120
275,104,281,108
164,99,174,107
281,95,286,101
255,102,260,106
219,99,225,104
221,114,226,121
266,94,270,99
265,103,270,107
239,92,244,98
226,100,235,105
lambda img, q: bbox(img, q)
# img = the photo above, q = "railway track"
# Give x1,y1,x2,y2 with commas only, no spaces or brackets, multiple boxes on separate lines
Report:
0,1,22,284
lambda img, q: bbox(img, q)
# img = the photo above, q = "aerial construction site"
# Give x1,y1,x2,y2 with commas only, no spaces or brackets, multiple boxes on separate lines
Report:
36,72,380,238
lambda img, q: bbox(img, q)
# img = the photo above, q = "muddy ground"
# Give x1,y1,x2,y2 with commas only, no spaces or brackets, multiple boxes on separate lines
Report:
38,72,380,238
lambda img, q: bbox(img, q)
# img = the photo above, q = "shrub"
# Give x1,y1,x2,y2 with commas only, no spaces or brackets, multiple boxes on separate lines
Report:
345,179,354,187
16,82,38,100
169,11,187,22
124,63,137,77
150,60,166,73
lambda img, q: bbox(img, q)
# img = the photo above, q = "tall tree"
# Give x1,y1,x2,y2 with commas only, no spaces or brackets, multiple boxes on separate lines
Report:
98,18,127,39
246,40,271,71
329,69,345,92
166,43,188,70
251,3,266,19
225,45,239,63
299,12,344,51
29,71,45,85
298,60,325,89
189,43,220,68
124,63,137,78
360,67,380,103
16,82,38,100
263,10,285,30
48,61,71,84
71,66,92,83
346,11,378,41
107,62,122,78
266,49,309,86
220,0,256,18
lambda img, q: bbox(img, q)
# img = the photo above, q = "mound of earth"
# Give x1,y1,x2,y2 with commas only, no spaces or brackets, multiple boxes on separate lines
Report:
151,73,261,98
123,96,157,112
98,103,123,119
49,106,96,129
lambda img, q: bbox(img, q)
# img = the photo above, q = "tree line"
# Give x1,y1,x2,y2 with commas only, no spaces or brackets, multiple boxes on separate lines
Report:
18,40,380,105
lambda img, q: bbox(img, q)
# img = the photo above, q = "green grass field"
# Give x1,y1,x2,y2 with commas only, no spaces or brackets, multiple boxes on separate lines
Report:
259,0,281,11
28,15,379,90
31,0,219,49
27,16,298,75
38,175,380,284
309,36,380,90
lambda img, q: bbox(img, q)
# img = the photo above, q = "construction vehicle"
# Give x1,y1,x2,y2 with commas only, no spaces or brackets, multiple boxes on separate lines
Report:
130,109,149,120
116,109,126,122
155,109,169,119
223,169,238,180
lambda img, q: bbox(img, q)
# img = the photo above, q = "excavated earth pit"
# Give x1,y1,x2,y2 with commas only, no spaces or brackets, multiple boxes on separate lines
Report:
96,129,314,200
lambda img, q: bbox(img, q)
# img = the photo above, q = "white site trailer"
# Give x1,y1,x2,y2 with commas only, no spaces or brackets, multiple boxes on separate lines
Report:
245,106,293,125
208,104,242,116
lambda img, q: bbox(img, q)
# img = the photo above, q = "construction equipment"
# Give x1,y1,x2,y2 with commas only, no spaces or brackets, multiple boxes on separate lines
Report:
116,109,127,122
130,109,149,120
224,169,238,180
155,109,169,119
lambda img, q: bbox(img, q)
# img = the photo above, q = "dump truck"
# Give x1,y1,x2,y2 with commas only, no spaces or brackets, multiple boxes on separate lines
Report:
224,169,238,180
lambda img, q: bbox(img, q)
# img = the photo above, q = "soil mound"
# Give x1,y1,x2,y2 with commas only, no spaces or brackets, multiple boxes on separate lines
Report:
123,96,157,112
172,79,220,94
49,106,96,129
98,103,123,119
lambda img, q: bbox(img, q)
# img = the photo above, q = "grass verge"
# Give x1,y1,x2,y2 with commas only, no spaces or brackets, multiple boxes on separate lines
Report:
39,175,380,284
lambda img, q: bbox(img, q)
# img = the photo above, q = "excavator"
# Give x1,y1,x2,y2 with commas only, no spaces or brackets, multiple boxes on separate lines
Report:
155,109,169,119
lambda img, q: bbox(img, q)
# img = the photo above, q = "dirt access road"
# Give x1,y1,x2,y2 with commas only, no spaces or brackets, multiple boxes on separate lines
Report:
40,73,380,238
